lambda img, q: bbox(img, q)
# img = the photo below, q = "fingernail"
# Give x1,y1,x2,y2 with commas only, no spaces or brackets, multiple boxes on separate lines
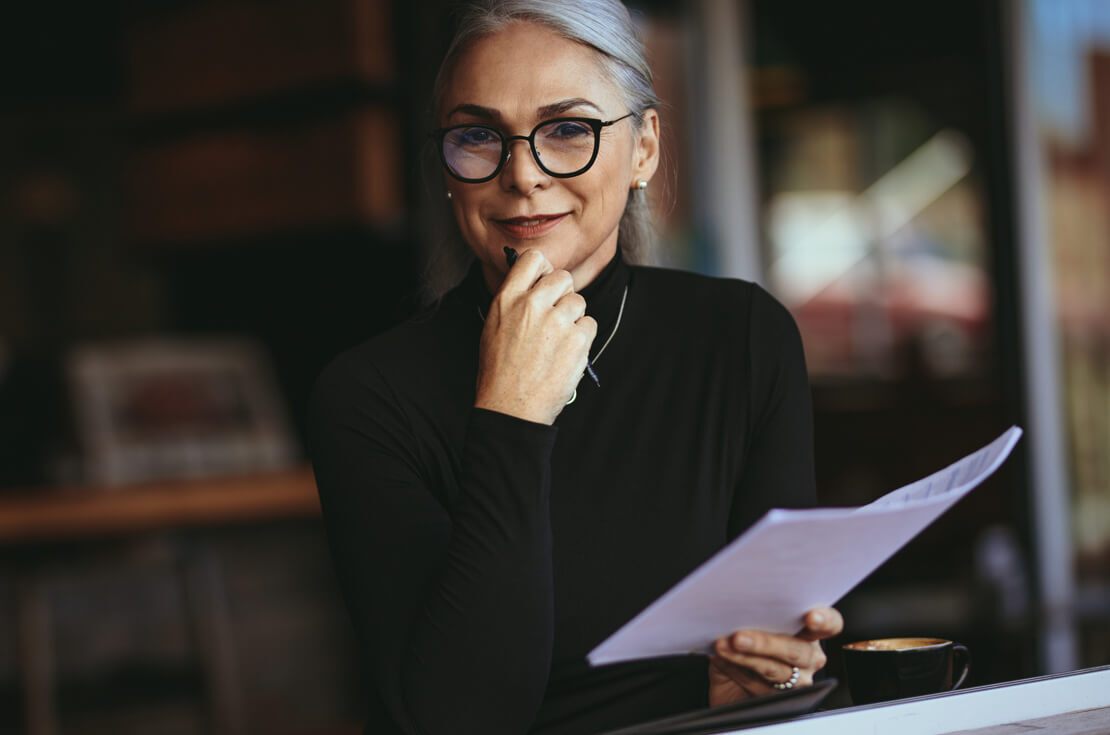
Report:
734,634,753,650
810,612,825,625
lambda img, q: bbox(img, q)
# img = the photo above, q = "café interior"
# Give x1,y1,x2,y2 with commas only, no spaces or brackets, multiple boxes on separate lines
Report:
1,0,1108,732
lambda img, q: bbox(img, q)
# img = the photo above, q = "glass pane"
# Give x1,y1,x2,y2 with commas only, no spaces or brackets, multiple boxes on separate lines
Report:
1024,0,1110,658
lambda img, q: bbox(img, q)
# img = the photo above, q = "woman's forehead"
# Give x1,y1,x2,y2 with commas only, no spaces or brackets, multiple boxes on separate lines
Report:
441,21,622,123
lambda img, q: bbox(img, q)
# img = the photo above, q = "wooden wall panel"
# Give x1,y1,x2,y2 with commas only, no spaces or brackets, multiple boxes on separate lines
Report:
126,110,402,244
128,0,393,117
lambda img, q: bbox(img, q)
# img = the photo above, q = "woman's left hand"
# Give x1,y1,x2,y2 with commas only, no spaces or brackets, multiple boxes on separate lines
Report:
707,606,843,706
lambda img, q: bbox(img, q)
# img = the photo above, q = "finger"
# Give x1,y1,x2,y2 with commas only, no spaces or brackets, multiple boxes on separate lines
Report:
713,646,797,685
727,630,822,670
709,656,776,697
798,607,844,641
574,314,598,341
712,652,817,693
553,290,587,324
715,635,825,680
528,269,576,309
500,248,553,295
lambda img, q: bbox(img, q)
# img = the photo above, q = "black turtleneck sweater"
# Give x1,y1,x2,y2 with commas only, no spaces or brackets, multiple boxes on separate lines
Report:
307,248,816,735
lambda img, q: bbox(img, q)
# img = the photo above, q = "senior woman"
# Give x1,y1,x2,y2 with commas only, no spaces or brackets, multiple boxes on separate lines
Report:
308,1,843,733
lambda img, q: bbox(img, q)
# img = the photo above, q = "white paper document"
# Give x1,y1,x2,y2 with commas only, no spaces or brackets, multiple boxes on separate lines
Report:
587,426,1023,667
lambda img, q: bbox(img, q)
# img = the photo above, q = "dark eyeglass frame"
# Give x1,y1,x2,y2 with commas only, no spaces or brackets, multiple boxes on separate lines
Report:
430,112,636,183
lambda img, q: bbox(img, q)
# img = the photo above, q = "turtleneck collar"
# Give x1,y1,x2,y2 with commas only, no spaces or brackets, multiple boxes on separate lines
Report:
459,247,632,353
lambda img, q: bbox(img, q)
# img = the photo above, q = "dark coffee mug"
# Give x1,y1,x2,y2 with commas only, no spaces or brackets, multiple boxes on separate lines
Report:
841,637,970,705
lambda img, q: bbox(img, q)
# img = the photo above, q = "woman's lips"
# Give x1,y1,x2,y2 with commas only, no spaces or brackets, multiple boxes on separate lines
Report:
492,213,568,239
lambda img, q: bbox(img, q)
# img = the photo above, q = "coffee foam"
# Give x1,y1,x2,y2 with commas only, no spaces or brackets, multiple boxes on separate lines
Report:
843,637,949,652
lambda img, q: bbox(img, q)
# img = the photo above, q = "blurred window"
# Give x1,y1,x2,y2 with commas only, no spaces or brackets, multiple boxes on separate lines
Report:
759,102,992,381
1025,0,1110,603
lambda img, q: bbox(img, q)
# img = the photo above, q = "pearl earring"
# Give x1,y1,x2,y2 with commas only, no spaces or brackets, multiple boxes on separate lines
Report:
636,179,648,190
446,191,453,200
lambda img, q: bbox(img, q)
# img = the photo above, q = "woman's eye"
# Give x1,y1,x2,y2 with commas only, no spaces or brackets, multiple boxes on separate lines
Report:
550,122,591,138
458,128,498,146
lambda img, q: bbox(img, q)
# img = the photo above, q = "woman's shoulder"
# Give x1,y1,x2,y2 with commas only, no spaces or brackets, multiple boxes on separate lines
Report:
629,264,807,392
629,262,796,331
632,261,760,296
310,301,462,407
307,338,393,425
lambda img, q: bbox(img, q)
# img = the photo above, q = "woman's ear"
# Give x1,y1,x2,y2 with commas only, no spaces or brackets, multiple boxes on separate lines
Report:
631,108,661,186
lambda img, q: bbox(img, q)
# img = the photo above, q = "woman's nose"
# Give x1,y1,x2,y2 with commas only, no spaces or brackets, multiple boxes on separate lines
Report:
500,138,548,193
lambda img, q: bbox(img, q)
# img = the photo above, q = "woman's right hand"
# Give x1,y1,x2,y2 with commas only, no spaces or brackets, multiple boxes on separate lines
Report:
474,249,598,425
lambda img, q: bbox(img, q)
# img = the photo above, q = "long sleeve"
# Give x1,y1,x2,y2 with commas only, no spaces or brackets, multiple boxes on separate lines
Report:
728,284,817,538
307,255,826,734
307,354,558,734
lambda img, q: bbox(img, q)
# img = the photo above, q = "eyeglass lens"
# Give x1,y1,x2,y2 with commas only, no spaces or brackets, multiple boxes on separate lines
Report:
442,119,597,180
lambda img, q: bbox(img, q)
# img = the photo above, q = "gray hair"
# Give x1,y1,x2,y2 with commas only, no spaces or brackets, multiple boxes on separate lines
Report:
420,0,663,305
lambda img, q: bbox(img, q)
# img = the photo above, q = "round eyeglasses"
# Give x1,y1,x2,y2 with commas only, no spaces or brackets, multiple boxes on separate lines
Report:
431,112,635,183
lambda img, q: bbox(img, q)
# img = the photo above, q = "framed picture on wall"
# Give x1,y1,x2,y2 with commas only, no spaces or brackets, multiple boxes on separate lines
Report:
68,337,300,486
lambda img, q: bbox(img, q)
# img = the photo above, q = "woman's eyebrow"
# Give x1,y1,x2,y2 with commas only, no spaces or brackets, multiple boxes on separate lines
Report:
536,98,603,117
446,98,604,121
447,103,498,121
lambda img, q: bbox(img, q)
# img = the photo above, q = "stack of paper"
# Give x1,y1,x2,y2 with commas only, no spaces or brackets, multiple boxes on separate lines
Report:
588,427,1023,666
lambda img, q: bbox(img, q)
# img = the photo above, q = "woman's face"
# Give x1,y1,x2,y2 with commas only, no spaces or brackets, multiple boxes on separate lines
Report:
439,21,660,291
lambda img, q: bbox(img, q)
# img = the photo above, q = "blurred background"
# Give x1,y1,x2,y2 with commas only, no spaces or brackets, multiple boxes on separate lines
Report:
0,0,1108,732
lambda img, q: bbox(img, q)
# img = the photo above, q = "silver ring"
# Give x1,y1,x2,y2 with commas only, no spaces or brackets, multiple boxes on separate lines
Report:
772,666,800,690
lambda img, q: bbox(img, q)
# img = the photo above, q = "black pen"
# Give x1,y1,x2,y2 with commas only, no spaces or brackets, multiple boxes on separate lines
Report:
504,246,601,388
